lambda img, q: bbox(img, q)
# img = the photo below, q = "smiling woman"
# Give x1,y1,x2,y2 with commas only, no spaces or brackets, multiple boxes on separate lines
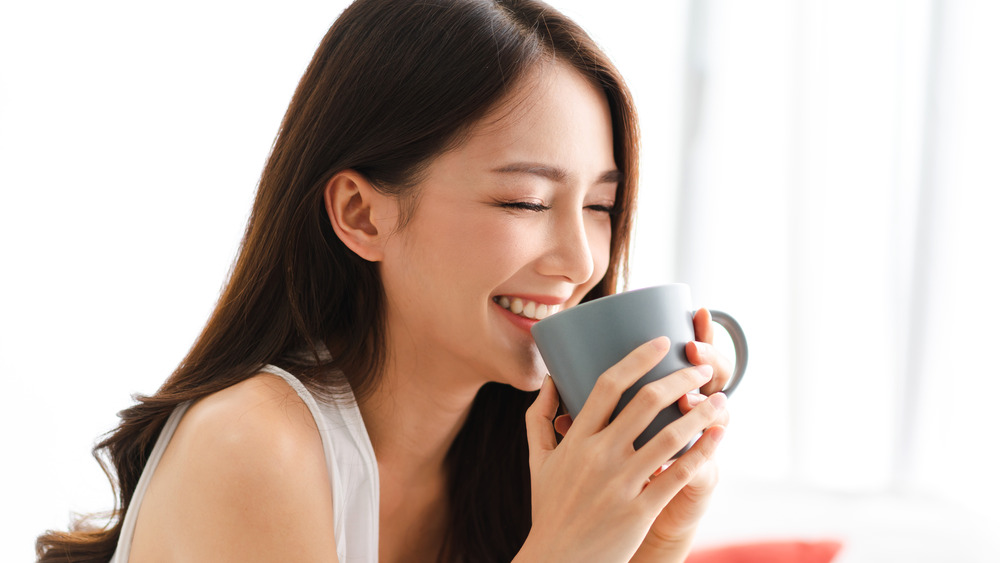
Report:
30,1,732,562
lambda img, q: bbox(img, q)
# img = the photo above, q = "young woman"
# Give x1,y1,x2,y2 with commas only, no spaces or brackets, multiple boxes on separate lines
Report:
37,1,733,561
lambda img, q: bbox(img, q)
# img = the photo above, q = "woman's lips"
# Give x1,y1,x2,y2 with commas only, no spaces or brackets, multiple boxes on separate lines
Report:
494,300,541,332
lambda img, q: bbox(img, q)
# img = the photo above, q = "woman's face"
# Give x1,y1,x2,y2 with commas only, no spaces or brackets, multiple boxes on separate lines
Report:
379,61,619,392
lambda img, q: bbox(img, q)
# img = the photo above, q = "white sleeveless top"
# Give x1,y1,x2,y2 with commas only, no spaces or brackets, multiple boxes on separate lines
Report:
109,364,380,562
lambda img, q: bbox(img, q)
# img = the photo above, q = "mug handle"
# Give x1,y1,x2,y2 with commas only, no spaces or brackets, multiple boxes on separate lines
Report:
707,310,748,397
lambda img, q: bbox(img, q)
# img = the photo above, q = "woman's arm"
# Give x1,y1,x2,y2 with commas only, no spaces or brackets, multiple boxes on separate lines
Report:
127,374,339,563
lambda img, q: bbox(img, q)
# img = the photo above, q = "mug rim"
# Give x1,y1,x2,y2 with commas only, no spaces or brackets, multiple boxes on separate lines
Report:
532,283,690,331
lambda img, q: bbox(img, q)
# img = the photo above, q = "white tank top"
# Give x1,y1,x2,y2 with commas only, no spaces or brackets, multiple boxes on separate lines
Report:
109,364,380,562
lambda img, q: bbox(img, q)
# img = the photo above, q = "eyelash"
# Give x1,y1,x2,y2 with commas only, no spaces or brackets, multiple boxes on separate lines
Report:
497,201,617,215
500,201,551,212
587,204,617,216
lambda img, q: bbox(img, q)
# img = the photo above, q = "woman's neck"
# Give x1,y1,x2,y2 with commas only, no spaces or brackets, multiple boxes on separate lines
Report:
357,352,481,561
357,342,484,481
360,372,475,474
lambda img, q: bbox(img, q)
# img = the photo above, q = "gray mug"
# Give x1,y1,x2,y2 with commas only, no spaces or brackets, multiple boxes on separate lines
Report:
530,283,748,451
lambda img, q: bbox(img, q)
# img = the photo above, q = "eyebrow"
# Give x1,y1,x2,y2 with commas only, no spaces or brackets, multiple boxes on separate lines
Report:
491,162,623,185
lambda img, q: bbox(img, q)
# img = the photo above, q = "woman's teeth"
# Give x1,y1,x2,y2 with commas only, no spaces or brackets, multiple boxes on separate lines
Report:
495,296,561,320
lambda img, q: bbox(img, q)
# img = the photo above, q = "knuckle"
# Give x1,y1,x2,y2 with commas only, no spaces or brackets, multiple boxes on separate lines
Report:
525,403,553,426
674,448,711,483
525,400,543,420
635,384,667,409
670,458,699,484
659,424,688,451
596,369,629,396
592,373,619,396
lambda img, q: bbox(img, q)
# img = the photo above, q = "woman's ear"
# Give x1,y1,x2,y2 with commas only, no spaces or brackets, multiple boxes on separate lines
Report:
323,170,398,262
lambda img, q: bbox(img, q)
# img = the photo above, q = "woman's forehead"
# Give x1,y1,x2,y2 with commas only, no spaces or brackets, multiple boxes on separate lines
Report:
445,62,615,173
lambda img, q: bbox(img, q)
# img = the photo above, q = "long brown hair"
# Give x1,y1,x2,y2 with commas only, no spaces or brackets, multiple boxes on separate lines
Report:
36,1,639,561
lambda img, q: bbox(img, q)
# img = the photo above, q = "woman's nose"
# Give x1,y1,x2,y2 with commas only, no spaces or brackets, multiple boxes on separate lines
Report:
537,212,596,284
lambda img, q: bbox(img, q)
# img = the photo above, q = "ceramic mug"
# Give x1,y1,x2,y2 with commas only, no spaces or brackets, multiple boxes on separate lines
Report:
531,283,748,450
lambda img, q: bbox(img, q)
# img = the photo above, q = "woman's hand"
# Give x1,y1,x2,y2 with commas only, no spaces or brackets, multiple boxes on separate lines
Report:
516,335,728,563
631,308,733,562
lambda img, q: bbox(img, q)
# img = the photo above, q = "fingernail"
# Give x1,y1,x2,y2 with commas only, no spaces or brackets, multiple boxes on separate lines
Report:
687,393,707,406
652,336,670,351
694,364,714,379
709,393,727,409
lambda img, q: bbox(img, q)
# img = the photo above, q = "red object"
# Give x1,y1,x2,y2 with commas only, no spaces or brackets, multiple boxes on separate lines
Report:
686,540,843,563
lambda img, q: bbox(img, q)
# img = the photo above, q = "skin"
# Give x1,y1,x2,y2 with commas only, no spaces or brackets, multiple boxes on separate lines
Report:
125,61,733,562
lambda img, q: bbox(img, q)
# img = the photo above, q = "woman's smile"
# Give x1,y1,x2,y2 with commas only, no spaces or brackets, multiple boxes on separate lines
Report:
493,295,565,321
491,294,567,335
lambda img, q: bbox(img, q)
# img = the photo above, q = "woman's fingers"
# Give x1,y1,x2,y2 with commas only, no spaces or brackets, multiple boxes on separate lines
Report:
688,309,735,395
687,340,735,395
604,364,713,446
677,392,706,413
679,392,730,427
632,392,727,478
692,308,715,344
525,376,560,466
639,423,725,511
569,337,671,437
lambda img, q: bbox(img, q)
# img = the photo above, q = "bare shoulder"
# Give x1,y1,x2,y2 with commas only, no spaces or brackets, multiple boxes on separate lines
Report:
183,371,321,451
129,372,338,563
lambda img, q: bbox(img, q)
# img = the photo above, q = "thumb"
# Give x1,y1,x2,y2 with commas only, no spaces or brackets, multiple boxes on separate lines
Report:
526,376,559,461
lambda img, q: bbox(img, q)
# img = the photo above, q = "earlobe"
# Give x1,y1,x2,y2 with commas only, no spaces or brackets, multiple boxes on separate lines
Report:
323,170,394,262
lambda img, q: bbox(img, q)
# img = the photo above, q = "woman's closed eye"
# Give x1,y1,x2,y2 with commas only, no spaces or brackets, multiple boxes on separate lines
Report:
495,200,552,213
586,204,616,216
494,200,616,215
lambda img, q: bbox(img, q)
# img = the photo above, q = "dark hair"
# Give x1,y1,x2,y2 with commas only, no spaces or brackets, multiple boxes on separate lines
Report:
36,1,639,561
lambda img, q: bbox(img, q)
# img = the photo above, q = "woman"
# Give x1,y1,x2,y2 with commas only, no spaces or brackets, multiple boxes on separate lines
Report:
36,0,732,561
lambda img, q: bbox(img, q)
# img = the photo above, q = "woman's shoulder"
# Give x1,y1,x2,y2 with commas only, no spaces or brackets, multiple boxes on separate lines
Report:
170,371,331,503
183,371,320,452
128,372,337,561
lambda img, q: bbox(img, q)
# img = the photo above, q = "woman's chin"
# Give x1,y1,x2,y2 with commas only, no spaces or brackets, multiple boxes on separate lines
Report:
505,372,545,393
507,355,550,392
478,346,549,391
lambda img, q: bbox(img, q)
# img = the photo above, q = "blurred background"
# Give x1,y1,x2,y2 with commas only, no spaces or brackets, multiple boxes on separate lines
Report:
2,1,998,561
